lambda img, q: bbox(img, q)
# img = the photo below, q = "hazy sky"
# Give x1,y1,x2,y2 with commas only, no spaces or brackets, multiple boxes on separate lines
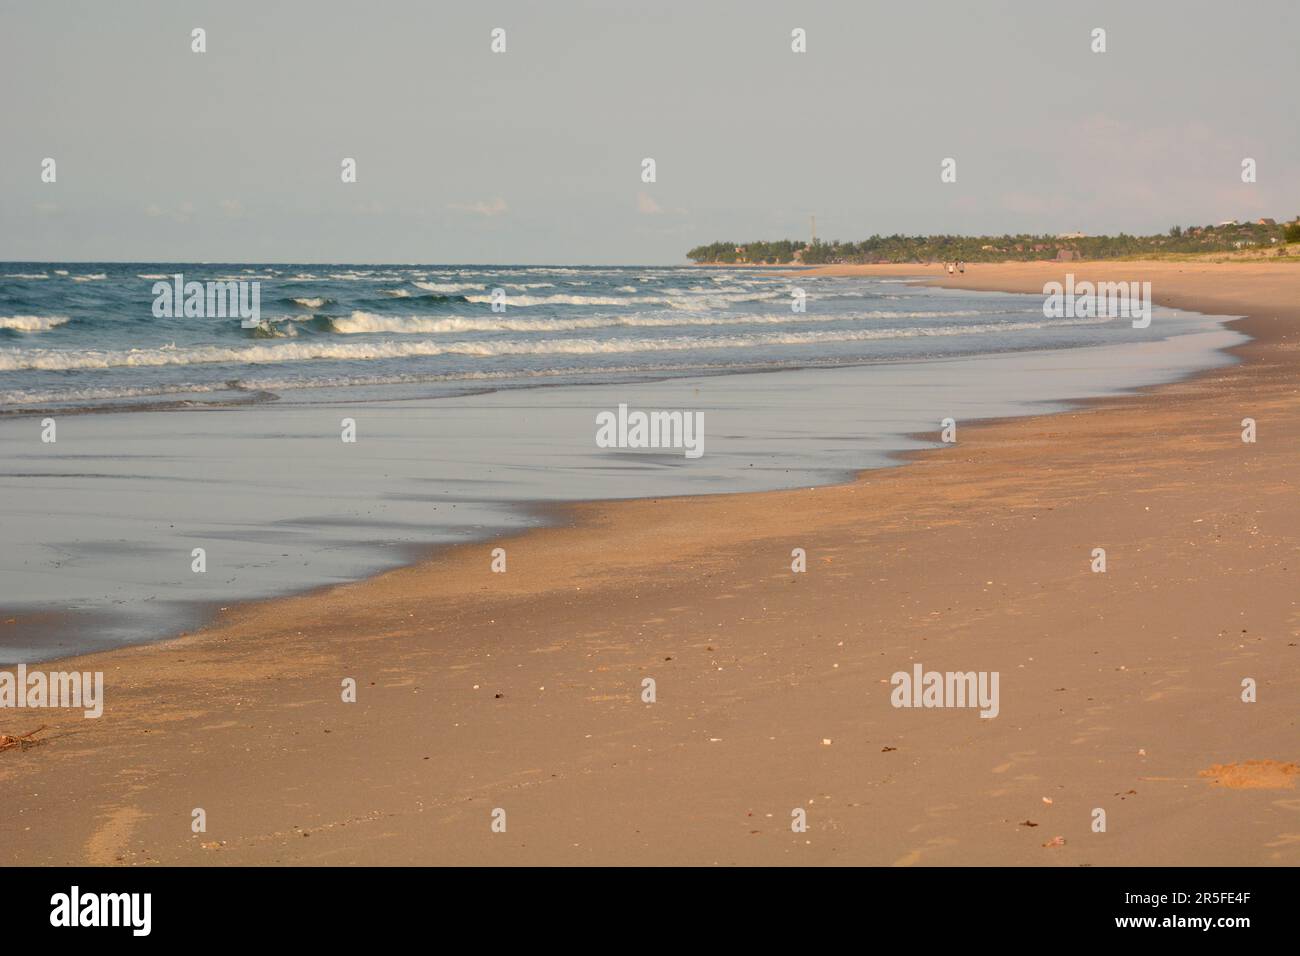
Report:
2,0,1297,263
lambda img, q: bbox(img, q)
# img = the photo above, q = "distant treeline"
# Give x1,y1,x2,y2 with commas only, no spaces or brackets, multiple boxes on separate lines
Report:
687,219,1300,264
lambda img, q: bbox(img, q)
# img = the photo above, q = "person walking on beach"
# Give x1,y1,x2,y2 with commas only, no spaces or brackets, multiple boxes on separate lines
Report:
946,261,955,275
958,260,965,274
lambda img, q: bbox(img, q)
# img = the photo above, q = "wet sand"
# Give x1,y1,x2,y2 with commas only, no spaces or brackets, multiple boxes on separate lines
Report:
2,260,1298,865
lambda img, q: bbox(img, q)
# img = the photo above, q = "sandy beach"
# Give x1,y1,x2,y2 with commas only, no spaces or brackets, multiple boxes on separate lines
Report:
2,260,1298,866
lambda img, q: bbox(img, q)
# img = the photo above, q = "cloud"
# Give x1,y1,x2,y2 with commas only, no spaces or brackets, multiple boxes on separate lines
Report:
997,113,1295,231
449,197,508,217
637,191,663,215
145,202,194,223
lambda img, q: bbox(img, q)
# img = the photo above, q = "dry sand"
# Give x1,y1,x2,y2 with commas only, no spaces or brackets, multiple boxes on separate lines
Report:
2,260,1298,866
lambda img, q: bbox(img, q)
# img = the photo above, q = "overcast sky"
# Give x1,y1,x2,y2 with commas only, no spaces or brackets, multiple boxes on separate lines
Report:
2,0,1297,263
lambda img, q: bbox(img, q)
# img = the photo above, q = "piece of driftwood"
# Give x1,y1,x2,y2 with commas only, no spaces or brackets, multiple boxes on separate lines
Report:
0,725,47,752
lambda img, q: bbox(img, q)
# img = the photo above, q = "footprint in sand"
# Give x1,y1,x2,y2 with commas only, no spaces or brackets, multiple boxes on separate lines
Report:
893,835,959,866
991,749,1038,774
85,804,147,866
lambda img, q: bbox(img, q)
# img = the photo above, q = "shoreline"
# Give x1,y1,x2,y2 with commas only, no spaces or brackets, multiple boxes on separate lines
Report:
2,260,1297,865
0,290,1242,664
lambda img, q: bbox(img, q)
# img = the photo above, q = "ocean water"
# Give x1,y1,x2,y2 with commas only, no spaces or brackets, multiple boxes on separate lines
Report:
0,264,1245,662
0,263,1221,409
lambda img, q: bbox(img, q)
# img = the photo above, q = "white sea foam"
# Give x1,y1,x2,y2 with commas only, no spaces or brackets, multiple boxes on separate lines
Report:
0,314,71,331
414,281,486,293
0,316,1123,371
327,309,1001,335
463,293,641,306
461,289,788,309
290,297,330,308
0,381,229,405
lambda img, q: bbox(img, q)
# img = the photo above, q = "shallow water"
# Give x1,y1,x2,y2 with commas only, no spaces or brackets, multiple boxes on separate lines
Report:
0,265,1245,662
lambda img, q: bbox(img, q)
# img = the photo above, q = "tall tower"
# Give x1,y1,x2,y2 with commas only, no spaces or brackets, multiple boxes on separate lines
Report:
811,215,816,245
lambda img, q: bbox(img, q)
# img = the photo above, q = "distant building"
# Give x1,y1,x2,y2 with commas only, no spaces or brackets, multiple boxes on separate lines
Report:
1055,249,1077,261
1056,231,1086,239
1256,218,1276,226
1217,219,1238,227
